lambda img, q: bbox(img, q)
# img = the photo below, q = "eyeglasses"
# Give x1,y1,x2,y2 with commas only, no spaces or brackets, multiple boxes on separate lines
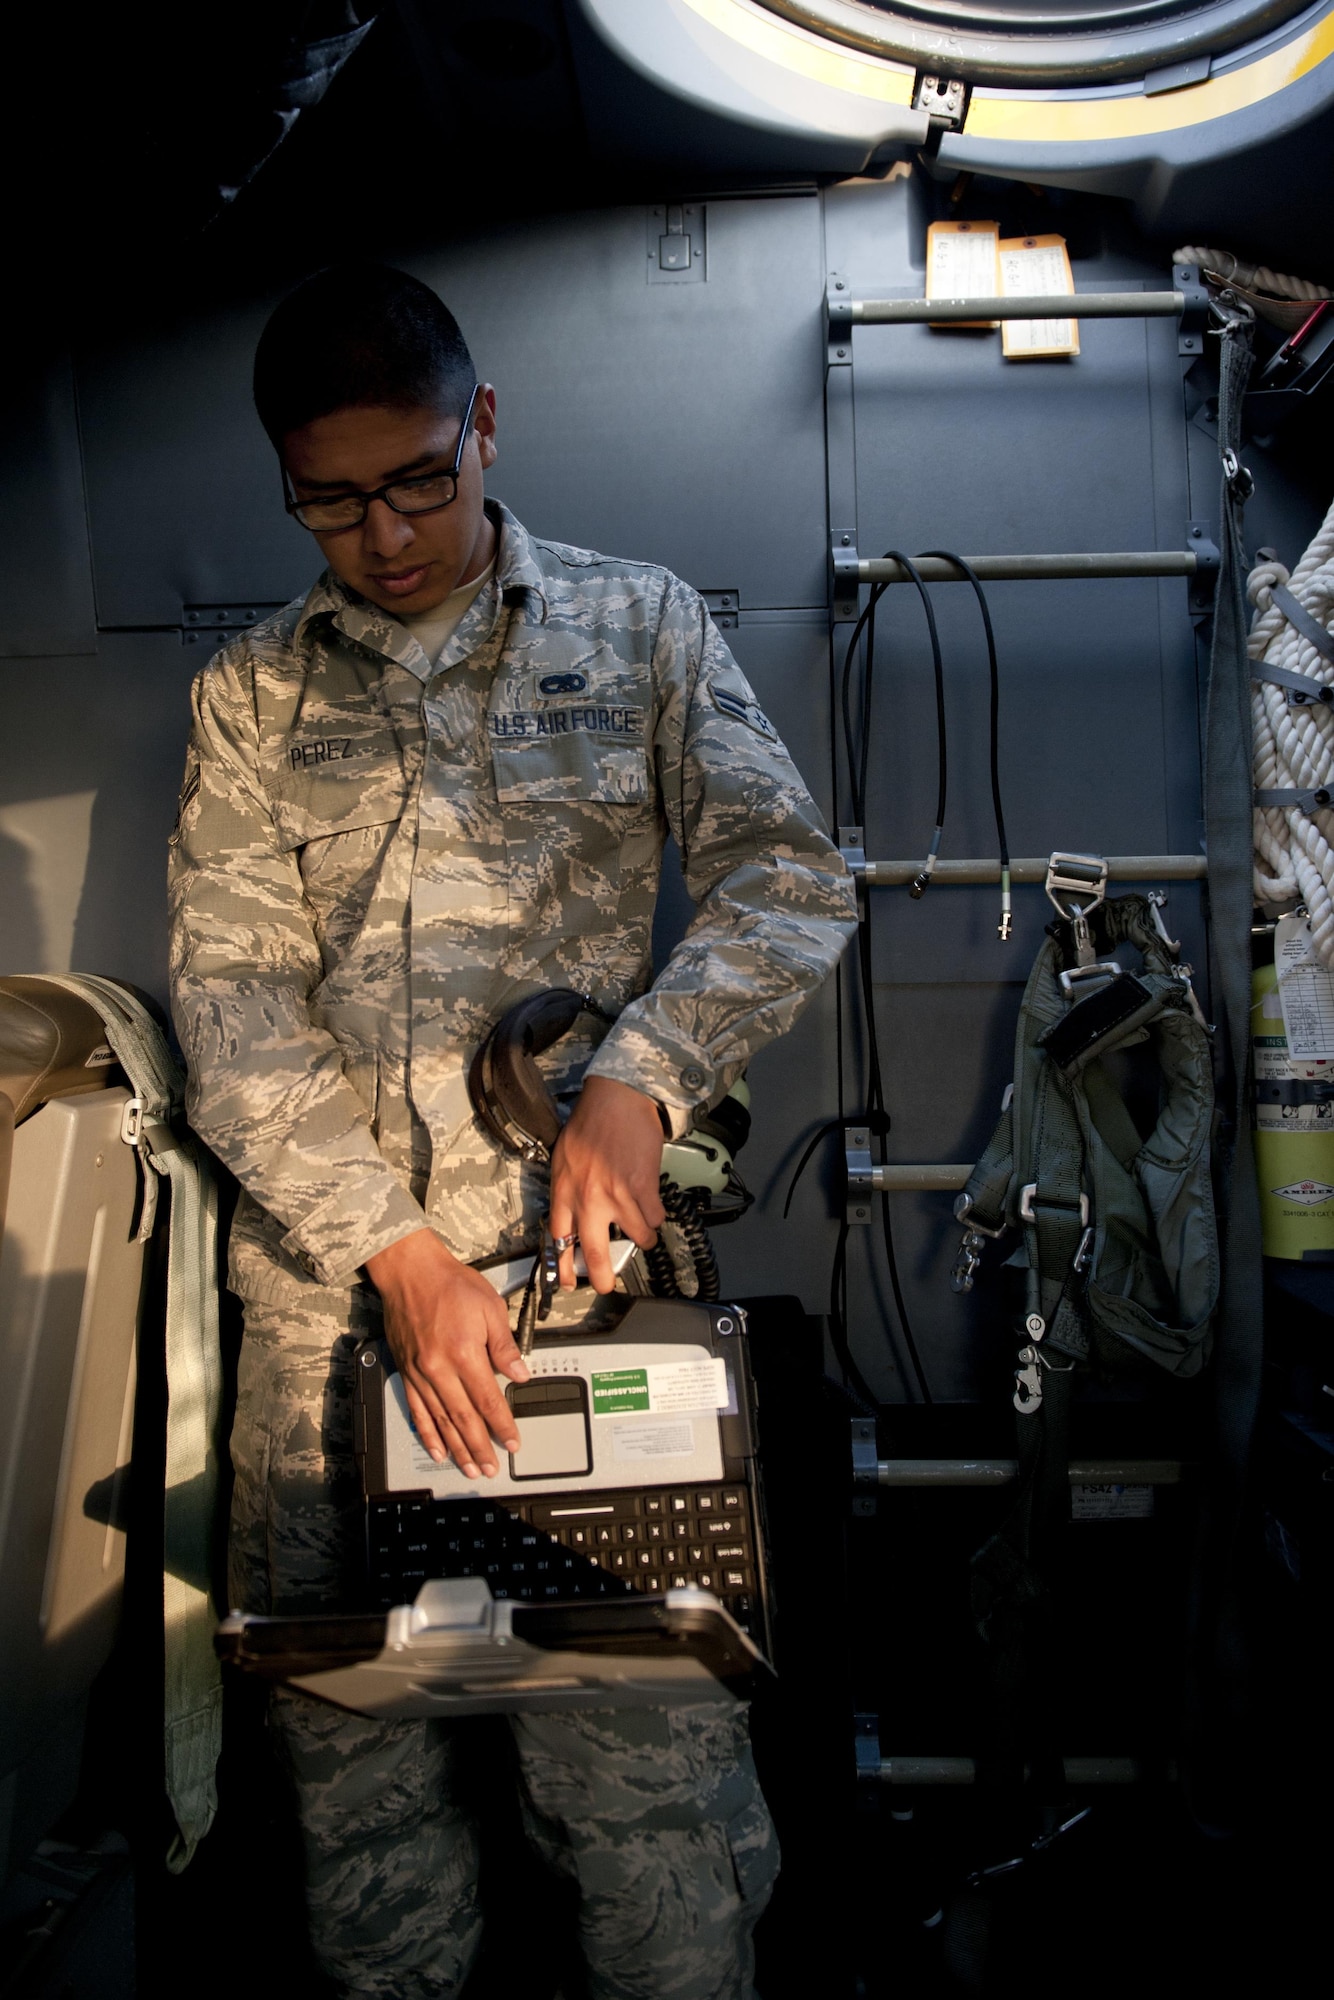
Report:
283,382,481,533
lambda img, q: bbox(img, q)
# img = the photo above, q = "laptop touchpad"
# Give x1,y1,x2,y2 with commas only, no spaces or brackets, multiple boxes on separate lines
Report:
507,1379,593,1480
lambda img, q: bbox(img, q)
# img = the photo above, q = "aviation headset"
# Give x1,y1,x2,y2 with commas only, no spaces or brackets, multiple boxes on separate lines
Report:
467,988,753,1302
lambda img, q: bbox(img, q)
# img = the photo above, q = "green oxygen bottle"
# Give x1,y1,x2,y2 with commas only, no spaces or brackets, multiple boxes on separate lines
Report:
1252,949,1334,1259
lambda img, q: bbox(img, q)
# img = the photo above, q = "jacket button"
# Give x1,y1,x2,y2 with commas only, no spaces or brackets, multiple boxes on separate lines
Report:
679,1065,706,1091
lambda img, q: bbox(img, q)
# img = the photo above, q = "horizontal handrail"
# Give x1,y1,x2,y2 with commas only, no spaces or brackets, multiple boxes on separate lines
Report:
871,1163,973,1192
857,854,1207,887
877,1756,1151,1786
874,1457,1185,1488
837,291,1185,326
855,550,1199,583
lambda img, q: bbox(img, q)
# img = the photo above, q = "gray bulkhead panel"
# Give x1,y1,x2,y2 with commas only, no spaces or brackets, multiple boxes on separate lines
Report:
822,176,1212,1399
76,198,828,628
0,182,1278,1401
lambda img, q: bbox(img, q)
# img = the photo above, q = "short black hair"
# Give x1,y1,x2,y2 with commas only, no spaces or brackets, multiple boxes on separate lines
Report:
253,264,475,447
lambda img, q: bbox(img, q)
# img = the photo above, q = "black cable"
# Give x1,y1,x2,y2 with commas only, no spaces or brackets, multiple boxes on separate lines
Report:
830,562,937,1402
645,1178,721,1300
919,551,1012,941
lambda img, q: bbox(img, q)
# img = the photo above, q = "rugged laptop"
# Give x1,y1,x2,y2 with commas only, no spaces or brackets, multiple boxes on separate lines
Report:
216,1296,775,1715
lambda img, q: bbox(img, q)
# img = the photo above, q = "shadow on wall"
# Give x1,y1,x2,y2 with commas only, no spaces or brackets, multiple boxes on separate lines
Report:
0,642,194,1006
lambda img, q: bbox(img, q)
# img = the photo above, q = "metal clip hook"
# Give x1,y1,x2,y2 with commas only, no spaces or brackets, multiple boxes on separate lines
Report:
1145,889,1180,955
1014,1350,1044,1414
951,1229,985,1294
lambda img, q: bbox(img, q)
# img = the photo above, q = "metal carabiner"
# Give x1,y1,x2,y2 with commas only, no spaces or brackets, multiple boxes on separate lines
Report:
1014,1350,1044,1414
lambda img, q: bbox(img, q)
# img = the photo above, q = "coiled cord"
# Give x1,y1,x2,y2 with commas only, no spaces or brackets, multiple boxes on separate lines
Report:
645,1177,721,1300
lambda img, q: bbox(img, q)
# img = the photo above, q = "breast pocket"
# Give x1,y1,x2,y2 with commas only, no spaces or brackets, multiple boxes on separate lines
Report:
491,715,659,976
267,760,409,948
490,707,650,805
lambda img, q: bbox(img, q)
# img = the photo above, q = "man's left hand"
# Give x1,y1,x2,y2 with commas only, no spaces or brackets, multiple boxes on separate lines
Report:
548,1075,666,1292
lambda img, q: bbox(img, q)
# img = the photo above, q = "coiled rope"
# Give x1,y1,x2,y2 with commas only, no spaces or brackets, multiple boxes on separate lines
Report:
1250,494,1334,962
1174,245,1331,305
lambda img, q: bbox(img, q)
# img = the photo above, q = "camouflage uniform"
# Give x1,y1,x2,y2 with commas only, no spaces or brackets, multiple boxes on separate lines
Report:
168,502,855,1995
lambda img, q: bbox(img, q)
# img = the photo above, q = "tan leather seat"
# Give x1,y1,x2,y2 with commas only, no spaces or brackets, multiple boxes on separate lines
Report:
0,977,143,1880
0,975,120,1126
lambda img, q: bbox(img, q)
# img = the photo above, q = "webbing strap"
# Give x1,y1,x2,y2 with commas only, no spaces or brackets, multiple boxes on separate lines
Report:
1254,785,1333,812
1251,659,1334,705
1270,581,1334,668
41,975,222,1871
1198,307,1264,1811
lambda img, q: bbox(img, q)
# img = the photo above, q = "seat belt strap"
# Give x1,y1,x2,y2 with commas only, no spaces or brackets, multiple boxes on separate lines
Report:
1198,303,1265,1813
39,975,222,1872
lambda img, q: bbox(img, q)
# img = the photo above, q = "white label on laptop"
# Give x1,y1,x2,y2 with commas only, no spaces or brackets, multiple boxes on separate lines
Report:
612,1420,696,1462
589,1357,726,1416
382,1342,724,1495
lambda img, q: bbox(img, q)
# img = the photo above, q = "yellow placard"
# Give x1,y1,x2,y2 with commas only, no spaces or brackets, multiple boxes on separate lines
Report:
999,235,1080,361
926,220,1000,330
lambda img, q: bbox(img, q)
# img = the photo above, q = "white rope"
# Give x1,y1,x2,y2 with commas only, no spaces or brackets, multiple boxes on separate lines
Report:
1173,246,1331,304
1250,495,1334,964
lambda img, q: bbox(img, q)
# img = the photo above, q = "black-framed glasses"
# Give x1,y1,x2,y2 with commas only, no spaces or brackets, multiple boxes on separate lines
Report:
283,382,481,533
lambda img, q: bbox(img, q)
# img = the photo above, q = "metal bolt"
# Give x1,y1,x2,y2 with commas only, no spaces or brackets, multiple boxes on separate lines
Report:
835,280,845,290
1025,1313,1045,1338
836,346,847,358
841,534,851,545
721,595,732,607
855,1207,867,1218
1191,525,1202,537
361,1350,377,1368
94,1153,104,1168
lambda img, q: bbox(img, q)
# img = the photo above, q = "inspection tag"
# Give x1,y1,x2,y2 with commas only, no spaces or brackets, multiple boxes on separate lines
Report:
999,235,1079,360
926,220,1000,330
1275,913,1334,1061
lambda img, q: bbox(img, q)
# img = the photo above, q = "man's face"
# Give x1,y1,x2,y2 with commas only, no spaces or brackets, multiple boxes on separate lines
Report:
282,389,499,616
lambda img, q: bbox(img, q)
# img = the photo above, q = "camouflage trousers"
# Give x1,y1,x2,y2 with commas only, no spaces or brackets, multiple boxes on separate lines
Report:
229,1288,778,1999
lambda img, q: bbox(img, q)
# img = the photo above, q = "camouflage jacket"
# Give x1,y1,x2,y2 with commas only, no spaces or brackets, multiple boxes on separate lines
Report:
168,502,856,1304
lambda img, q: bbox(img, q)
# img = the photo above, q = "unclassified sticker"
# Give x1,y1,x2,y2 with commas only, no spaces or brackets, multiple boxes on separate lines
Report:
591,1358,727,1417
591,1368,650,1415
613,1421,695,1462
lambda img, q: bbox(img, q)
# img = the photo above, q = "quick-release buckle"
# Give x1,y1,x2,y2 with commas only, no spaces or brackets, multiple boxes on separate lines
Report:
1058,959,1124,1000
120,1097,144,1147
1045,852,1109,973
1019,1184,1089,1228
949,1193,1008,1295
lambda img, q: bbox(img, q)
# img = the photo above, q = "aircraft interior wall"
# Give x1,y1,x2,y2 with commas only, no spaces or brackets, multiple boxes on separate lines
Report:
3,28,1334,1980
1,174,1326,1391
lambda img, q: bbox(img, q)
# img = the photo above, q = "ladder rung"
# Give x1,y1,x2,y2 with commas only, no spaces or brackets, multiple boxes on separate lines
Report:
858,855,1207,887
873,1458,1186,1488
838,291,1185,326
856,551,1198,583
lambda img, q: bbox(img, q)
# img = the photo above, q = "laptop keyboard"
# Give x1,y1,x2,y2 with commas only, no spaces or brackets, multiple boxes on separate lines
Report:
368,1485,761,1636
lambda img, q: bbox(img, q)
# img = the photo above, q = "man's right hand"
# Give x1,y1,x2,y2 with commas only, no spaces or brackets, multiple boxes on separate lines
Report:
364,1229,529,1478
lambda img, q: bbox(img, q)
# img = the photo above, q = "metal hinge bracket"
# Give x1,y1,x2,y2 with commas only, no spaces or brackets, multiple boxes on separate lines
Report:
913,74,968,133
845,1125,874,1225
851,1419,879,1514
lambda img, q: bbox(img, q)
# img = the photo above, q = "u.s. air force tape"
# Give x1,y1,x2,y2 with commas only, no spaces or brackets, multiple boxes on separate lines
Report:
710,684,778,742
489,705,646,740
